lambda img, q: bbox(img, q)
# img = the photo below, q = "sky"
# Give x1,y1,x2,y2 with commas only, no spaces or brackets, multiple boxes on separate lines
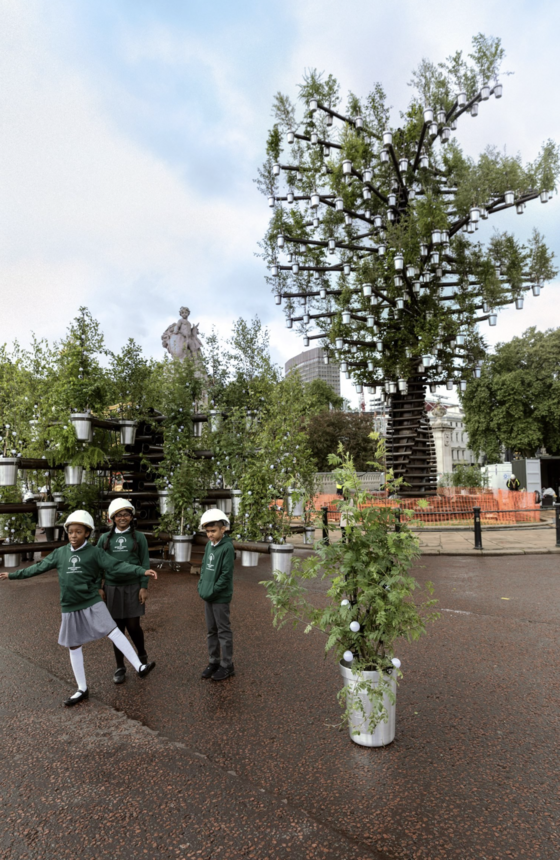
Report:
1,0,559,406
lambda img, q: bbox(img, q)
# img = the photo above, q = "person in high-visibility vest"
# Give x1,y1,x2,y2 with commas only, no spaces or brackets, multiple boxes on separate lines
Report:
506,475,520,491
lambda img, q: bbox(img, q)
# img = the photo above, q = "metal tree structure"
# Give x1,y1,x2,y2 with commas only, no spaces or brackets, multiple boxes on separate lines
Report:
258,36,559,496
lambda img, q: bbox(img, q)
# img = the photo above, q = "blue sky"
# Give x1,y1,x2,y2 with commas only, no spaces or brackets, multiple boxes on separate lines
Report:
1,0,559,404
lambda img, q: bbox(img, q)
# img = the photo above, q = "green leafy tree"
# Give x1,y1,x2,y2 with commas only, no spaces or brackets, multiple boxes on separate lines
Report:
461,327,560,460
258,35,559,496
306,410,378,472
108,339,155,420
305,377,345,411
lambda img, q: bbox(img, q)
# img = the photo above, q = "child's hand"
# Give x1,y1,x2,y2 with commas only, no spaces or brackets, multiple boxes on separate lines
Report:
0,572,9,580
139,588,149,605
145,570,158,580
99,589,106,601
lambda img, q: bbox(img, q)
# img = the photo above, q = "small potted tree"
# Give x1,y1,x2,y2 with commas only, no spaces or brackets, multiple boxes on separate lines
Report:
108,338,154,446
262,437,439,747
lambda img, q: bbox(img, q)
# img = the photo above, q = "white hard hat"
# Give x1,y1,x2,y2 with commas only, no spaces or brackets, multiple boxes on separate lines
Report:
64,510,95,533
108,498,136,520
200,508,230,529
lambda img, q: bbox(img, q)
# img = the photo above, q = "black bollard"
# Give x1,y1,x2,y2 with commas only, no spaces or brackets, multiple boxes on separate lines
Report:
556,503,560,548
395,508,401,533
321,506,329,546
473,506,483,550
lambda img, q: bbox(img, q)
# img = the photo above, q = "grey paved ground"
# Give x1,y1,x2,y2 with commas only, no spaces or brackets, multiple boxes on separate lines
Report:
1,552,559,859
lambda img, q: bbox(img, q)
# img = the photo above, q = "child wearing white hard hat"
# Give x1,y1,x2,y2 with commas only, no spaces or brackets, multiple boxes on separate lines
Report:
0,509,159,707
97,498,152,685
198,508,235,681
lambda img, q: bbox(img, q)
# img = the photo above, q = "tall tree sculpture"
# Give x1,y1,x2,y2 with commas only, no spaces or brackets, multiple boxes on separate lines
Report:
257,34,558,496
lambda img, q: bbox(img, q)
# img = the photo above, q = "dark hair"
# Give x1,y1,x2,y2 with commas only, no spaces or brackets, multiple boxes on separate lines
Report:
103,519,139,555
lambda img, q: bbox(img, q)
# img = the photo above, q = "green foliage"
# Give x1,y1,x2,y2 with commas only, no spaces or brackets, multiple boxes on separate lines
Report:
306,410,378,472
261,440,438,731
108,339,154,420
305,378,345,412
0,487,35,544
438,464,488,488
461,327,560,459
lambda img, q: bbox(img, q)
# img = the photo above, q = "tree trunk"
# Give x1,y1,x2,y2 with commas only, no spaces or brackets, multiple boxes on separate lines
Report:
385,377,437,497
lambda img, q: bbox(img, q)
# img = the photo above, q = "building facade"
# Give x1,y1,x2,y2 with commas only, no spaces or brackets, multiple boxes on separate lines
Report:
285,347,341,395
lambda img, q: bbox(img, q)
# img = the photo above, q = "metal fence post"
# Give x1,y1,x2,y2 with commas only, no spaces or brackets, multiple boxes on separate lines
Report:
473,506,483,550
395,508,401,533
321,506,330,546
555,503,560,548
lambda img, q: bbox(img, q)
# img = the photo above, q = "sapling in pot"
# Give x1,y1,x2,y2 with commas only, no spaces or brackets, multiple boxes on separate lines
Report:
262,437,439,743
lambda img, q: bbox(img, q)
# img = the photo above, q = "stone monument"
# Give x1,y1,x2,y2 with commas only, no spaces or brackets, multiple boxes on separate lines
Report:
161,307,203,360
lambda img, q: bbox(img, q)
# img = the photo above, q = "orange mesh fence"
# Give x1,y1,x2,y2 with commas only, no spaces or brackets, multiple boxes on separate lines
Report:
309,489,540,526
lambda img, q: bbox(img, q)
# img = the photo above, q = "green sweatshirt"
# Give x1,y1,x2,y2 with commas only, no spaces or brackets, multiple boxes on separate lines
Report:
197,535,234,604
8,543,148,613
97,529,150,588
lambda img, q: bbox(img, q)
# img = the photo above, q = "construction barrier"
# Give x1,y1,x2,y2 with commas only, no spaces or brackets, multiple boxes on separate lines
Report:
312,489,540,526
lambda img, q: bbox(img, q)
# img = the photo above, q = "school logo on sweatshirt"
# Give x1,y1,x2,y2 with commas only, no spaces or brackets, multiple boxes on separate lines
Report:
116,537,127,552
68,555,81,572
207,552,215,571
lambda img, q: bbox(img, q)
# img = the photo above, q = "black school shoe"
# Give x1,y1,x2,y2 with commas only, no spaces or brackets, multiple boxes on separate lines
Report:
201,663,221,679
138,661,156,678
211,664,235,681
113,668,126,685
64,689,89,707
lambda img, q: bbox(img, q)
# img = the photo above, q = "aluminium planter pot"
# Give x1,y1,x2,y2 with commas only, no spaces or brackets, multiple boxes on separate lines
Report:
241,551,259,567
0,457,20,487
216,498,232,515
339,661,397,747
70,413,93,443
303,527,316,545
270,543,294,576
53,493,65,504
120,420,138,446
288,488,304,518
36,502,58,528
172,535,194,563
64,465,84,486
2,552,22,568
231,490,242,515
158,490,174,515
207,410,222,433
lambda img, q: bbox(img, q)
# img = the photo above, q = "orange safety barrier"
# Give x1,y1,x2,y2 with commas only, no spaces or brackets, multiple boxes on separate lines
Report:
310,489,540,526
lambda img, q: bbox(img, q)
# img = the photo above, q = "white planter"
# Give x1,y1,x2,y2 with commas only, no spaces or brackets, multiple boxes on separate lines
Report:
36,502,58,528
172,535,194,563
53,493,65,504
0,457,19,487
241,551,259,567
303,527,315,545
64,465,83,486
339,661,397,747
231,490,242,515
288,488,304,517
158,490,174,515
3,552,22,568
270,543,294,576
70,413,92,442
216,498,232,515
208,410,221,433
120,420,138,446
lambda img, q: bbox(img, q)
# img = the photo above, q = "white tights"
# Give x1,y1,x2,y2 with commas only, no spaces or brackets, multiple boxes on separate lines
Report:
68,629,145,697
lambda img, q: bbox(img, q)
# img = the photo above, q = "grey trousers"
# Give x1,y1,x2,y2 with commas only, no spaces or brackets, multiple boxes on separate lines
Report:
204,601,233,667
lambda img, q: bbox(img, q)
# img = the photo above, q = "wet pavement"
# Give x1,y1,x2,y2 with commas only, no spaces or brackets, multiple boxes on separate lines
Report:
1,552,559,859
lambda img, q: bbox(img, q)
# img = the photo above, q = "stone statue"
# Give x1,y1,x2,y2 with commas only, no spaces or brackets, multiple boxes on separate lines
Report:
161,307,203,360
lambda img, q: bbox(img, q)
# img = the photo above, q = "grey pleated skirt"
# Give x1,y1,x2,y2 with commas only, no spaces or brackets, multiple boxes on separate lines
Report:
58,601,117,648
105,583,145,620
